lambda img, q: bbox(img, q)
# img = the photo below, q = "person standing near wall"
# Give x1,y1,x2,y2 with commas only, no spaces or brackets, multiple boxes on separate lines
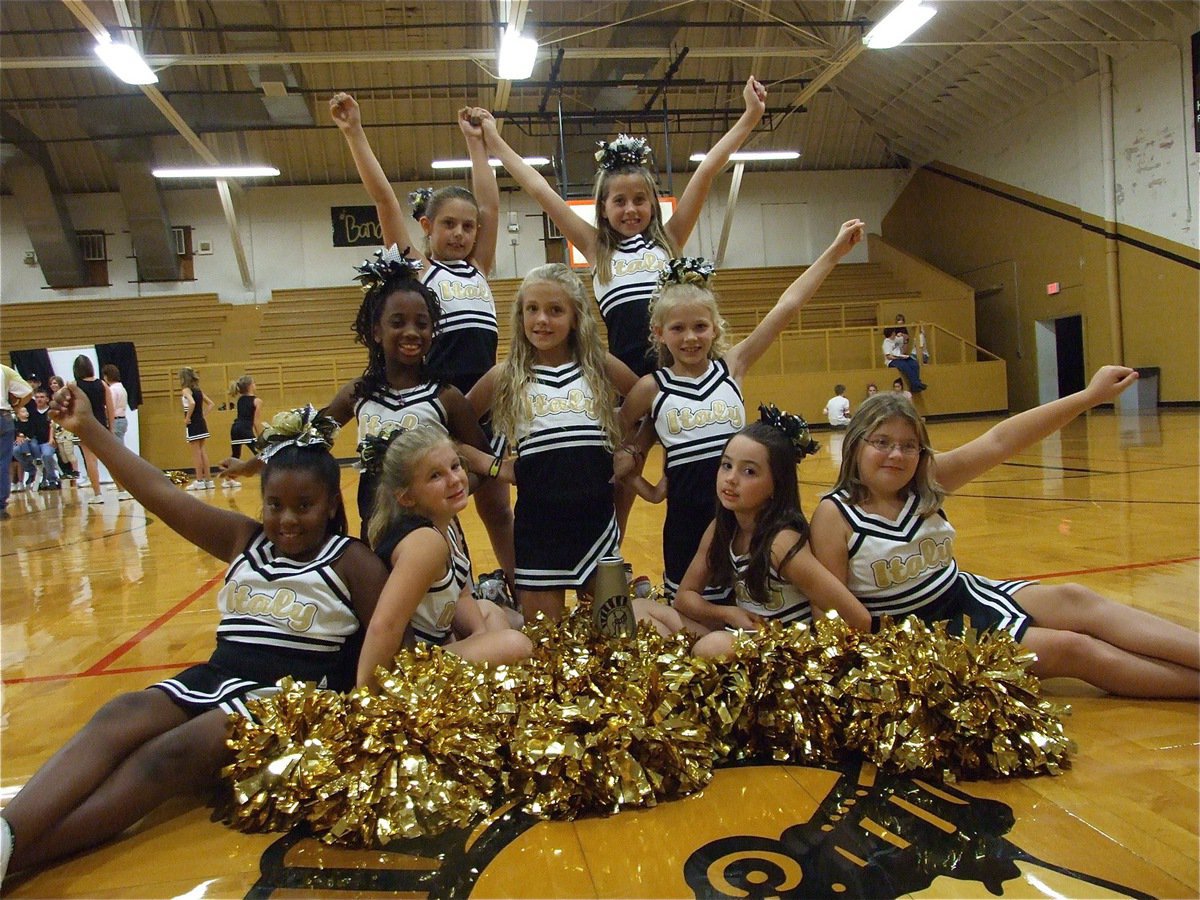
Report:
1,366,33,519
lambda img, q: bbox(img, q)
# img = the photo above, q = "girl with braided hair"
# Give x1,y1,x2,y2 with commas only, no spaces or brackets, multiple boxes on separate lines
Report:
615,220,865,603
330,91,514,580
0,397,388,883
220,251,494,551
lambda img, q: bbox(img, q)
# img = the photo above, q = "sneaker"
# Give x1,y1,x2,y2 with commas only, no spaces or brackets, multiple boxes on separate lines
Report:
116,491,134,501
11,483,23,494
185,480,206,492
222,479,242,490
203,480,216,490
88,494,106,505
76,480,91,489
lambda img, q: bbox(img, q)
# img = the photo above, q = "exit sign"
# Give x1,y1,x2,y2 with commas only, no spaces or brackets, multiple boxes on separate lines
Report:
1046,282,1062,295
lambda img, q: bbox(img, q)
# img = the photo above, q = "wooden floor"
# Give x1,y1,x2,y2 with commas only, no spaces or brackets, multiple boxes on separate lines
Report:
2,410,1197,899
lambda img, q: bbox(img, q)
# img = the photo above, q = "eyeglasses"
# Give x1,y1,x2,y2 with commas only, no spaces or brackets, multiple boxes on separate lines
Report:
864,437,923,456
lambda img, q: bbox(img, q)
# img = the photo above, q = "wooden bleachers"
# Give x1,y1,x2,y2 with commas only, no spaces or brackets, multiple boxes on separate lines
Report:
0,293,230,371
241,263,919,364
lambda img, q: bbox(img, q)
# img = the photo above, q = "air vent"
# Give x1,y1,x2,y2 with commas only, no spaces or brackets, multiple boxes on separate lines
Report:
78,231,107,261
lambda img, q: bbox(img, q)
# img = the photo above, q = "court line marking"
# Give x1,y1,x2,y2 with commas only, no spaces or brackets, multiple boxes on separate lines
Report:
82,570,225,675
1020,555,1199,581
4,558,1196,686
2,570,224,686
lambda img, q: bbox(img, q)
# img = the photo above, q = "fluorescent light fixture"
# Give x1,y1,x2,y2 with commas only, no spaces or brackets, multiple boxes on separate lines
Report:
93,33,157,85
689,150,801,163
862,0,936,49
152,166,280,179
431,157,550,170
497,27,538,80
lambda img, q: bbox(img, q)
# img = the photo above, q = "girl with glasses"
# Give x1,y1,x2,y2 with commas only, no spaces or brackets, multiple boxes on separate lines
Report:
809,368,1199,697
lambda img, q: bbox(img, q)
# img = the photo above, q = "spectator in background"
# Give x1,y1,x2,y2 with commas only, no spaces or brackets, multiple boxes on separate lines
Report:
1,366,33,519
823,384,852,429
13,389,60,491
882,326,927,393
73,355,114,505
891,376,913,401
865,382,879,401
47,376,80,484
102,365,129,446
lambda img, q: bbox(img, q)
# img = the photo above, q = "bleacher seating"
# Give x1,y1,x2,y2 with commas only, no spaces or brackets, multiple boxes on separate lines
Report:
0,293,229,371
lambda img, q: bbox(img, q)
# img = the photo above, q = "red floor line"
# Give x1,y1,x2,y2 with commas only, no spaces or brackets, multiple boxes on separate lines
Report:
82,570,225,675
1020,555,1199,581
6,558,1197,686
3,660,207,685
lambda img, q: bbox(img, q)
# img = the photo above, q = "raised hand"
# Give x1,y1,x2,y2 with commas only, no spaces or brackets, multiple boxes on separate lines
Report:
831,219,867,257
743,76,767,119
1083,365,1139,405
48,383,97,437
457,107,484,140
329,92,361,131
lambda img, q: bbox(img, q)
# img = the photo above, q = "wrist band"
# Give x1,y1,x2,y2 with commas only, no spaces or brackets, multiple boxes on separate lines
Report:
620,444,644,461
487,454,503,478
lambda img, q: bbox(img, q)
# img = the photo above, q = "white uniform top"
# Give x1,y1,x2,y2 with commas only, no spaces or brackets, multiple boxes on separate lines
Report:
824,395,851,426
730,546,812,625
514,362,610,459
830,491,959,619
593,234,669,371
216,530,360,654
410,524,472,645
652,359,745,474
422,259,498,379
354,382,448,445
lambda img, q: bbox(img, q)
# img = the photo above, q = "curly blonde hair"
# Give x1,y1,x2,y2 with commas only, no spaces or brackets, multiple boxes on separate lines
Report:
491,264,621,451
648,281,732,368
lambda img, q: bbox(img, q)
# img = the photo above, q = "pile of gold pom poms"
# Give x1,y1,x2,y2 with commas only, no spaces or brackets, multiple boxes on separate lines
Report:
218,612,1073,848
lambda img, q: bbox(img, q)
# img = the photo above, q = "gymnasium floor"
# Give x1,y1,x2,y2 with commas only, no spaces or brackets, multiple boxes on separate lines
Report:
1,409,1196,899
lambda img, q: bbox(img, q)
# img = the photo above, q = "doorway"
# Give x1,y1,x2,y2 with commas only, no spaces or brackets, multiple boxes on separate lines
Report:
1034,314,1085,404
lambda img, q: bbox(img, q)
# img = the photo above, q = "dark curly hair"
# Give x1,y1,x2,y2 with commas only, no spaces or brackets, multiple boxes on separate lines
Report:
351,273,442,401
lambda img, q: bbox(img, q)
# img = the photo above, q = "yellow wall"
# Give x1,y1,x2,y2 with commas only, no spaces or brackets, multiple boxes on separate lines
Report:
882,164,1199,408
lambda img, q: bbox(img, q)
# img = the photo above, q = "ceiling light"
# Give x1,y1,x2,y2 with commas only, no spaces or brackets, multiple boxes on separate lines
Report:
432,157,550,170
152,166,280,179
497,27,538,80
862,0,937,49
689,150,801,162
93,33,157,85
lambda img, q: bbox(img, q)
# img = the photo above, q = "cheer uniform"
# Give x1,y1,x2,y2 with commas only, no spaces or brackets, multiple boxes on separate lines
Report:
826,490,1033,638
230,394,258,453
512,361,619,591
729,545,812,626
374,516,473,646
423,259,497,396
151,529,362,718
593,235,669,377
184,388,209,441
353,380,449,532
652,359,744,601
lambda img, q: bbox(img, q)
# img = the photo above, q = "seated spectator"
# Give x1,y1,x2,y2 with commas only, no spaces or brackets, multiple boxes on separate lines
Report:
14,390,61,490
882,326,927,393
823,384,851,428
